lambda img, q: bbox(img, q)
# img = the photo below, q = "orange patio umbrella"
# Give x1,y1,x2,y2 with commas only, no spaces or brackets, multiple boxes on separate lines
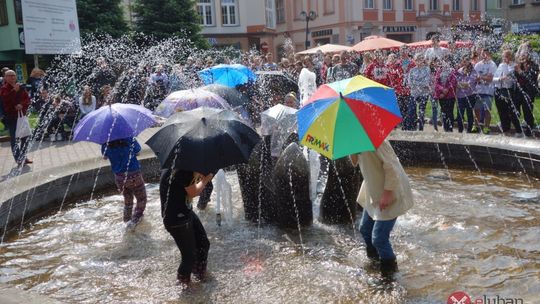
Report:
351,35,404,52
297,43,352,55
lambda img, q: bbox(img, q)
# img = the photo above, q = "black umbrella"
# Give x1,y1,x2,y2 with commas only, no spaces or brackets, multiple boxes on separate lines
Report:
146,107,261,175
201,84,250,107
255,71,299,99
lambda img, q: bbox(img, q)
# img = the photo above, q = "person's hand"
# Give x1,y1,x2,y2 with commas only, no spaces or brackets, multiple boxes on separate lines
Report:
13,83,20,92
379,190,394,211
15,104,22,111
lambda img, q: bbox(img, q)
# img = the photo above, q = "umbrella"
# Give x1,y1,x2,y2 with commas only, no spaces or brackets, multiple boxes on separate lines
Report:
201,84,250,107
260,104,297,136
146,107,261,175
297,44,352,55
407,40,473,49
154,88,231,118
255,71,299,99
73,103,157,144
351,35,404,52
198,64,257,88
297,75,401,160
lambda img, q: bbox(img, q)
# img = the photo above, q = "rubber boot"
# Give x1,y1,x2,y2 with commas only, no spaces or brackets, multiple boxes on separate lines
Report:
366,244,380,261
177,273,191,287
380,258,398,277
192,261,207,281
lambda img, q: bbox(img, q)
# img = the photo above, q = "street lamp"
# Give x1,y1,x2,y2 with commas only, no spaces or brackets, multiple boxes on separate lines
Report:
300,10,317,50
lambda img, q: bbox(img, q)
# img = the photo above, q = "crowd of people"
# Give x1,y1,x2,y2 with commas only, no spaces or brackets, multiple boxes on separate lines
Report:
2,36,539,288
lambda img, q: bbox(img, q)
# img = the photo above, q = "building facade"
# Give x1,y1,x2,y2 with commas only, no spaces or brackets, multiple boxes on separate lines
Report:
0,0,26,63
501,0,540,32
197,0,487,57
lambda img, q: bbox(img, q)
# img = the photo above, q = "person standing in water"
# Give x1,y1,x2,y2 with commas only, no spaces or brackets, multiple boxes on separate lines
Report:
102,137,147,227
350,140,414,276
160,169,213,286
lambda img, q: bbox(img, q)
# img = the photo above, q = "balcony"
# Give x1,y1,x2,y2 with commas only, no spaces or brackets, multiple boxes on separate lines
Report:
416,10,453,21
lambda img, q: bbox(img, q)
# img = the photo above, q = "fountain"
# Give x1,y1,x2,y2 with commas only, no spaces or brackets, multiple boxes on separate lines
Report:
0,32,539,303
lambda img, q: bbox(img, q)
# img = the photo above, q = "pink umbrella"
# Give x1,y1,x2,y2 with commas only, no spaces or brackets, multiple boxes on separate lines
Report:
351,36,404,52
297,44,352,55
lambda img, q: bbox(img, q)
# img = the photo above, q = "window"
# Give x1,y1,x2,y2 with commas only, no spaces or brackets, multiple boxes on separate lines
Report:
404,0,413,10
511,0,523,4
452,0,460,10
14,0,22,24
383,0,392,9
276,0,285,23
294,0,304,20
471,0,479,10
221,0,238,25
197,0,214,26
0,0,8,26
429,0,438,10
496,0,502,8
324,0,335,14
265,0,276,29
365,0,375,9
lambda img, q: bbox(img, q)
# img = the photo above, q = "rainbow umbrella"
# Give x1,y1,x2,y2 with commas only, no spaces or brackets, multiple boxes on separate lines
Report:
297,75,401,160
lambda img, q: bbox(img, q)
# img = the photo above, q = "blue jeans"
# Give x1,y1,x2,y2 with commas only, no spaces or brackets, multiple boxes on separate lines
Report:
429,96,439,130
457,96,475,133
415,96,429,131
359,210,397,260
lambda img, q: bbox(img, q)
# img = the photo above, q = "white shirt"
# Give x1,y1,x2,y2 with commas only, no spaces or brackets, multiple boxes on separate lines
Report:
493,62,515,89
298,68,317,106
424,47,450,61
474,60,497,96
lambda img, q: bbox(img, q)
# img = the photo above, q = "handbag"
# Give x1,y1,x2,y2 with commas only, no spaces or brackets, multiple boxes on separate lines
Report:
15,110,32,138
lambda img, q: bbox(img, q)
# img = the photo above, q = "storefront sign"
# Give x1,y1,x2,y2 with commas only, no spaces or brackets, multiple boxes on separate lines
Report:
382,26,417,33
312,29,333,38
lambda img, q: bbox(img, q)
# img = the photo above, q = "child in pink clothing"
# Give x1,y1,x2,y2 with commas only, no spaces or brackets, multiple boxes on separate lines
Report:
434,59,458,132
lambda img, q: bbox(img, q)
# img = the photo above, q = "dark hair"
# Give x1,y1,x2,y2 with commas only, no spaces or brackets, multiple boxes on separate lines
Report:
106,139,130,148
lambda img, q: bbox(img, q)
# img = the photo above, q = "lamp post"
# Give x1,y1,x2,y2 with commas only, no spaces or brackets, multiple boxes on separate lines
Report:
300,10,317,50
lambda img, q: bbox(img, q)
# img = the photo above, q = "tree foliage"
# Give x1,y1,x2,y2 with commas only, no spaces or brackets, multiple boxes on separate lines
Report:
76,0,129,38
503,33,540,53
133,0,208,49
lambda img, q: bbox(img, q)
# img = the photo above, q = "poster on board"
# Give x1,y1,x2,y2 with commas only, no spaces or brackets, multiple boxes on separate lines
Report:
21,0,81,54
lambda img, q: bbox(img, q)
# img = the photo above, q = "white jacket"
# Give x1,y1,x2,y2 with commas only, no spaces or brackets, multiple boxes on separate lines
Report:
356,140,414,221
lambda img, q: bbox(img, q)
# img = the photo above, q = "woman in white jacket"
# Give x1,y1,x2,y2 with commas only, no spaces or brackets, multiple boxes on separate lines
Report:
350,140,414,275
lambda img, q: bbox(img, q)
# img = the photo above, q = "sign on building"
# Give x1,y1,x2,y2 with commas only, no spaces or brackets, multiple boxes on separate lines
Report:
21,0,81,54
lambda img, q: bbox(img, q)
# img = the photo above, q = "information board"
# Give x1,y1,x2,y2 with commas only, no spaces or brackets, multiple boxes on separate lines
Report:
22,0,81,54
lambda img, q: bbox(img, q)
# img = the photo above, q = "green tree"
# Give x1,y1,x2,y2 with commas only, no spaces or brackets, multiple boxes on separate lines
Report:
133,0,208,48
77,0,129,37
503,33,540,53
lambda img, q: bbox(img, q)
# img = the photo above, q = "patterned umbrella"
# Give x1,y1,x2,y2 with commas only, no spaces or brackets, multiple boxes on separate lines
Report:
297,75,401,160
154,88,231,118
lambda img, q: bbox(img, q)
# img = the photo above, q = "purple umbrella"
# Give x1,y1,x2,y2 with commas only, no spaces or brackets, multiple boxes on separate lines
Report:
73,103,157,144
154,88,231,118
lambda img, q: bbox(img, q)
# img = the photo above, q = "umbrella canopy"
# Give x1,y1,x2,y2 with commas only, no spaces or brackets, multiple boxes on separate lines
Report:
297,75,401,160
154,88,231,118
260,104,297,136
201,84,250,107
146,107,261,175
255,71,299,99
198,64,257,88
73,103,157,144
297,44,352,55
351,36,404,52
407,40,473,49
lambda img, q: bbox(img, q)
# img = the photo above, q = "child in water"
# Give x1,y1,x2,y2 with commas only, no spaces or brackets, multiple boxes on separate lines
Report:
102,137,147,227
350,140,414,276
160,169,213,286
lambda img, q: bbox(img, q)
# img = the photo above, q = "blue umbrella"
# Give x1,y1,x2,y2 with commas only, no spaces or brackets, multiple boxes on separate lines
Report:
73,103,157,144
198,64,257,88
